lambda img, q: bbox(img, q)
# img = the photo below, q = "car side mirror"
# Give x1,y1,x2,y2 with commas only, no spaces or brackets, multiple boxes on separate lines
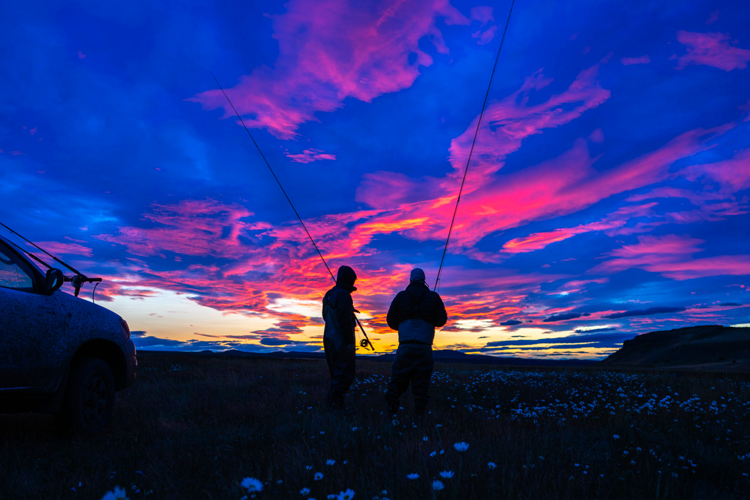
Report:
45,268,64,294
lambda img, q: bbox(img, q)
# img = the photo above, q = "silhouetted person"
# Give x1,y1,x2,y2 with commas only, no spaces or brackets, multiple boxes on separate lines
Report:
384,268,447,417
322,265,358,412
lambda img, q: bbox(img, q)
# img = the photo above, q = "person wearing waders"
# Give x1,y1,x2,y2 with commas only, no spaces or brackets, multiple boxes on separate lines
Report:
384,268,447,418
322,265,358,413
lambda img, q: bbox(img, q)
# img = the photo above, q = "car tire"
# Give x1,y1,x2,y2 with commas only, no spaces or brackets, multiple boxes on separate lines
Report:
55,357,115,435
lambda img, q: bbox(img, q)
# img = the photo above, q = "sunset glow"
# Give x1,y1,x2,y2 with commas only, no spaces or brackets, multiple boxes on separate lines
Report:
2,0,749,358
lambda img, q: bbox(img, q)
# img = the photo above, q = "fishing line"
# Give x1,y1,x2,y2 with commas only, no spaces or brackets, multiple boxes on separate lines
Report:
434,0,516,292
210,72,374,350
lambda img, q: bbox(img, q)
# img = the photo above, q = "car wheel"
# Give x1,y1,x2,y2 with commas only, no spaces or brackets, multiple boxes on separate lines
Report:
55,357,115,435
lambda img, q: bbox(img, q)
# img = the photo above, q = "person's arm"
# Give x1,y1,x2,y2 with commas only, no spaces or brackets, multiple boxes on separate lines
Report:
386,293,402,331
433,293,447,328
337,292,356,345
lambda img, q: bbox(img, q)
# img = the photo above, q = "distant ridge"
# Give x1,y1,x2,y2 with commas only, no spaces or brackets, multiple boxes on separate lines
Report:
601,324,750,372
138,349,596,367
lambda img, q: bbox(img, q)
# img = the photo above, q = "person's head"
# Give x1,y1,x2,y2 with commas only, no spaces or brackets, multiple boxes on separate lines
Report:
337,265,357,288
410,268,426,285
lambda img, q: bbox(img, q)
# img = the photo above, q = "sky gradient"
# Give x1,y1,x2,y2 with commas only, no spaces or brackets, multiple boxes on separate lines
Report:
2,0,749,359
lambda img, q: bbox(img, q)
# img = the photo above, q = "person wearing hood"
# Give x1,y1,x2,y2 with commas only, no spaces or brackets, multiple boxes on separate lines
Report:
384,268,447,418
322,265,358,412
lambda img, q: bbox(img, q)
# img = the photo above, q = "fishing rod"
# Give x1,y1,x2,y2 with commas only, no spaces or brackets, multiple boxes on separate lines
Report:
434,0,516,292
210,72,374,351
0,221,102,298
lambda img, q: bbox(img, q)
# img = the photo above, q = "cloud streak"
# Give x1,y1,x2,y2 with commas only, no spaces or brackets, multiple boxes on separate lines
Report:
676,31,750,71
188,0,469,139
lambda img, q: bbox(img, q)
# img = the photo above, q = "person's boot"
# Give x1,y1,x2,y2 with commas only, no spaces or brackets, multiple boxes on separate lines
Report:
414,405,427,423
326,389,334,408
386,400,399,418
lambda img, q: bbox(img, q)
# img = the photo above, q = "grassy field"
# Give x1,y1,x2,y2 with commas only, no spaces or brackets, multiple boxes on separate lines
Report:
2,353,749,500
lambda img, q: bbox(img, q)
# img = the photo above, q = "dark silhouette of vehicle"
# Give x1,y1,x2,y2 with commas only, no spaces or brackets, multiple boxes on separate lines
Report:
0,235,136,434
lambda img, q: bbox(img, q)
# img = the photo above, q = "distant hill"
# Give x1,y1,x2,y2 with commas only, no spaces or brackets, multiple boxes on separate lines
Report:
600,325,750,372
139,348,596,367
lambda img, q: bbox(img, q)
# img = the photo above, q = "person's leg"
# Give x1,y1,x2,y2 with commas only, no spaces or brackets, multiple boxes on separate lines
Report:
410,345,434,416
324,338,336,406
384,346,412,414
330,344,356,410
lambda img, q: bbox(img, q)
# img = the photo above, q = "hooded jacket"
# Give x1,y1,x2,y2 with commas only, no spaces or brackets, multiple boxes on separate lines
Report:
322,266,357,350
386,281,447,345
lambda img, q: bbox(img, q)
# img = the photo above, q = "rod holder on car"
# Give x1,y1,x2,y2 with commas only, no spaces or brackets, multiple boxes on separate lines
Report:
66,274,103,297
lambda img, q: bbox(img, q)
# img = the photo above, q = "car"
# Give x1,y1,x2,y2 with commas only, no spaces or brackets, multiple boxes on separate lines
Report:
0,234,136,434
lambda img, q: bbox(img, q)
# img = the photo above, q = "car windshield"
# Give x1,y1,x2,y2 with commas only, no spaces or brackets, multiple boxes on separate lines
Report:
0,242,34,291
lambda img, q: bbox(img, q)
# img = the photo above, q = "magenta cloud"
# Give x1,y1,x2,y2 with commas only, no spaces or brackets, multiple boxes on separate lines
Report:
592,234,750,280
286,149,337,164
676,31,750,71
621,55,651,65
188,0,469,139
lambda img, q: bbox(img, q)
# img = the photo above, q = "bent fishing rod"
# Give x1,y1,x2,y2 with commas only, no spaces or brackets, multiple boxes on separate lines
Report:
433,0,516,292
210,72,374,351
0,221,102,298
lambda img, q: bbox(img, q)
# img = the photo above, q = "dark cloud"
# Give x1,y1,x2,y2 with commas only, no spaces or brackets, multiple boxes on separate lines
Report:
484,332,632,348
130,330,147,336
543,312,583,322
260,337,312,346
605,306,686,319
253,322,304,335
500,319,523,326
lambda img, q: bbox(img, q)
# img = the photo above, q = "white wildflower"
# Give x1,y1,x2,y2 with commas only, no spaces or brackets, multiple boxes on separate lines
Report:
315,472,324,481
439,471,454,479
488,462,496,469
432,480,445,491
406,473,419,480
337,488,355,500
241,477,263,493
454,442,469,452
326,459,336,466
101,486,129,500
301,488,311,495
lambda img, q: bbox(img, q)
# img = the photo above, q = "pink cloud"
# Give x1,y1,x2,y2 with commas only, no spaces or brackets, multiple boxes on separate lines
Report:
33,241,93,257
591,234,750,280
676,31,750,71
503,219,626,253
472,25,498,45
286,148,336,163
588,128,604,143
706,10,719,25
621,55,651,65
95,199,253,258
188,0,469,139
77,51,86,59
470,6,494,25
354,64,732,260
683,148,750,193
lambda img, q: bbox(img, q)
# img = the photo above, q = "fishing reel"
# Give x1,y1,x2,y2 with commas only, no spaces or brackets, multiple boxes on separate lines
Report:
360,338,371,349
65,274,103,297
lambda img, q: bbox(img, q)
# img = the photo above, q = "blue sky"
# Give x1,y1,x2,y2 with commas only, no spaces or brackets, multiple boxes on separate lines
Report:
2,0,749,358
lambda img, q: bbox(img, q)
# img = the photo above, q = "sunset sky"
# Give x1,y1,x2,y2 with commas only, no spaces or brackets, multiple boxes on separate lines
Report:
2,0,749,359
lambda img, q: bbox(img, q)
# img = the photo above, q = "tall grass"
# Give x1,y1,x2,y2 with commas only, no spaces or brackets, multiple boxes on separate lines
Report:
1,354,749,499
